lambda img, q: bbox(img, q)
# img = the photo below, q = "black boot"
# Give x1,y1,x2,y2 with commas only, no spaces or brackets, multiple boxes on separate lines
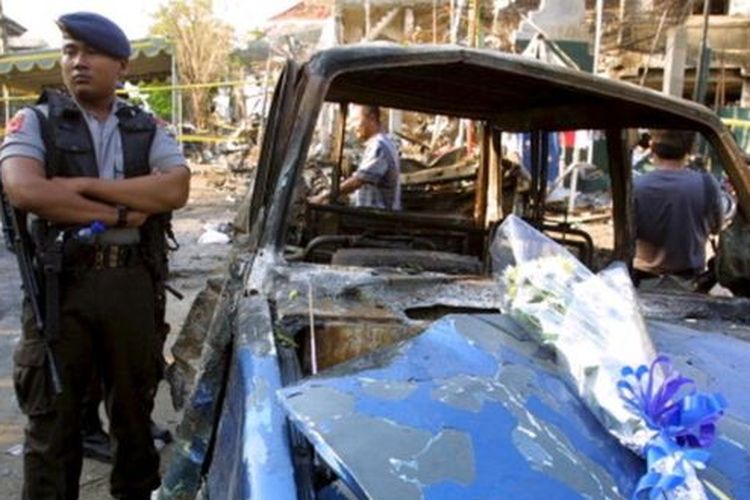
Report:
82,423,112,463
81,399,112,463
151,420,173,444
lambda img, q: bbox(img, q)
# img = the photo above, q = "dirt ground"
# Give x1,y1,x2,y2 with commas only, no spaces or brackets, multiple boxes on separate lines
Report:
0,166,247,499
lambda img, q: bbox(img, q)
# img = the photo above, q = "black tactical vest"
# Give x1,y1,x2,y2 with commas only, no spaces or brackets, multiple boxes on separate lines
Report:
30,90,174,332
30,89,175,346
32,90,172,271
31,89,156,180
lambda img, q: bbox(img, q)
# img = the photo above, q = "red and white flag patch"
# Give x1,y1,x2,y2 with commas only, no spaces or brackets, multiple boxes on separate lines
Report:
6,112,25,134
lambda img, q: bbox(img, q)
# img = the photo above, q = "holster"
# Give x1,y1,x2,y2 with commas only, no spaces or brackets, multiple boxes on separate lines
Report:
31,221,63,340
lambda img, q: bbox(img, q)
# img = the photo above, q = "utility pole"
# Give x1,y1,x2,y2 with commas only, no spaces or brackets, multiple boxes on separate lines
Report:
364,0,371,39
466,0,479,152
433,0,438,44
0,0,8,126
593,0,604,75
574,0,605,216
693,0,711,103
468,0,478,47
0,0,7,55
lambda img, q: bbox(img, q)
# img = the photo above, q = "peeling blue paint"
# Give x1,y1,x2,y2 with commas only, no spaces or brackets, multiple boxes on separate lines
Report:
206,298,297,500
199,311,750,499
279,315,642,499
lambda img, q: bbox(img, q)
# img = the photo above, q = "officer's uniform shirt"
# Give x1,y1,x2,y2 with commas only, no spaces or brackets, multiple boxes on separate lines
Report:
0,98,185,179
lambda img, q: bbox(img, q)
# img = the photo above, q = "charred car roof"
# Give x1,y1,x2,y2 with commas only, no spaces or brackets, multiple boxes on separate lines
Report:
308,44,726,133
164,44,750,500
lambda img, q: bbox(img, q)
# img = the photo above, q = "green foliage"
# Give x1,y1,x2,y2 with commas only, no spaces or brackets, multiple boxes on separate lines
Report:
149,0,235,129
147,89,172,120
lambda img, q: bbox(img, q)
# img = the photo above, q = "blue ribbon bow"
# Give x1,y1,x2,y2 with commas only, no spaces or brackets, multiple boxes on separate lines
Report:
617,355,726,499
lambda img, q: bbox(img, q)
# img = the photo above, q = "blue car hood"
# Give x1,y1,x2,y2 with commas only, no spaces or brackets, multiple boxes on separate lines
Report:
278,314,750,499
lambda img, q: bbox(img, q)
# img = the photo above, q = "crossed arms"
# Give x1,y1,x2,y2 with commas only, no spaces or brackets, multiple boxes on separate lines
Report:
1,156,190,227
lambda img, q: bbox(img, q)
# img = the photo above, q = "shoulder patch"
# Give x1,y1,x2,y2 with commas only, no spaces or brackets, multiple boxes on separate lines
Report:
156,117,178,139
6,111,25,134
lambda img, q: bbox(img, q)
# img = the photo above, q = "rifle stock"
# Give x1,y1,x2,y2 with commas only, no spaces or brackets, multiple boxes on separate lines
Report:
0,191,63,395
0,180,13,252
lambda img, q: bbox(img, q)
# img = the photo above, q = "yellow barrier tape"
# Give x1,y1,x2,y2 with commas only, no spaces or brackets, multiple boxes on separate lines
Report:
0,79,262,104
3,95,37,103
0,129,239,143
178,134,241,143
722,117,750,129
131,80,247,92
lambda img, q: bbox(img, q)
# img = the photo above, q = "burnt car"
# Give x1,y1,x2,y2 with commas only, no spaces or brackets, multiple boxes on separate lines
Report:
159,45,750,499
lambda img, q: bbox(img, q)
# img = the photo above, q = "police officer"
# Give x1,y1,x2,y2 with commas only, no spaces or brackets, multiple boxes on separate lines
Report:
0,12,190,499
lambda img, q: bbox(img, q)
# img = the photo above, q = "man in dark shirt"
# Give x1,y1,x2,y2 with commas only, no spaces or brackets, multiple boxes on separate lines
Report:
633,130,722,278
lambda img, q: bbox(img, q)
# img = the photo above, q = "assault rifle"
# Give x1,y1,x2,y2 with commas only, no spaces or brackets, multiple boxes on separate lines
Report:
0,189,63,395
0,179,14,251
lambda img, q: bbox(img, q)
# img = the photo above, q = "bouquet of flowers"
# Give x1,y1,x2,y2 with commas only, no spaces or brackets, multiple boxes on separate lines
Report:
491,215,726,499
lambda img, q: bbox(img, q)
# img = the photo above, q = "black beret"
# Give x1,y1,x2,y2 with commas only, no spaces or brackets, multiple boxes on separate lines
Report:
57,12,131,60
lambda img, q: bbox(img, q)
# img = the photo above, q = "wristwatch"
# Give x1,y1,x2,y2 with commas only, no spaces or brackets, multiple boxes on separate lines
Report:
116,205,128,228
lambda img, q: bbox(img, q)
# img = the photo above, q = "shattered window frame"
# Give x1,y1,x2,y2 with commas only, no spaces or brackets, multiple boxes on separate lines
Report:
245,46,750,284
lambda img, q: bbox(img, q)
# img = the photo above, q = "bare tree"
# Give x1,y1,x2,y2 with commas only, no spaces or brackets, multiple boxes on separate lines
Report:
151,0,234,130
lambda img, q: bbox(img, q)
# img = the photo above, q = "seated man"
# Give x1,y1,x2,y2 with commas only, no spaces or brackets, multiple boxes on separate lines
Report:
310,105,401,210
633,129,723,280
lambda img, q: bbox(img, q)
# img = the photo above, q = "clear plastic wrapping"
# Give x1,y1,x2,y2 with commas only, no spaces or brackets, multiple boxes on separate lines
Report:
491,215,724,499
492,215,656,452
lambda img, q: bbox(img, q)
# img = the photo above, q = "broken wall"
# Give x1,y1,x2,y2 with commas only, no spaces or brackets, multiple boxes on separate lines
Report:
731,0,750,15
516,0,588,42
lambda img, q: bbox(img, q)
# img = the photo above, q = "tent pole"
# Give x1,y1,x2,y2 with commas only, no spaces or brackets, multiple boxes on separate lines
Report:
170,47,184,145
3,85,8,125
170,48,177,130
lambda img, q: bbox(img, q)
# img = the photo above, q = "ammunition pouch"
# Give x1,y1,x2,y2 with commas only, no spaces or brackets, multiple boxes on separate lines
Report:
13,300,56,415
13,340,55,416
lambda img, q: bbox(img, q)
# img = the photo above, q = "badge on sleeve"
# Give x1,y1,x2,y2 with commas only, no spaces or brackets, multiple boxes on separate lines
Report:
6,111,25,134
155,116,178,139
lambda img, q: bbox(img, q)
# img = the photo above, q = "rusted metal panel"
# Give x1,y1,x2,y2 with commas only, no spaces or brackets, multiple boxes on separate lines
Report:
312,321,422,370
160,261,247,499
400,160,477,185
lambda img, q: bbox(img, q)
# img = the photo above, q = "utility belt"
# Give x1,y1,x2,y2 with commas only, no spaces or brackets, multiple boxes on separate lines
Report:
63,242,143,271
39,222,145,272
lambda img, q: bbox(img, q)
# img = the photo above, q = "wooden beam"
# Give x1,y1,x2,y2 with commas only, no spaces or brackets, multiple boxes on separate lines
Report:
528,131,548,223
400,160,477,186
474,123,490,225
486,128,503,225
331,102,349,203
364,7,401,42
606,128,635,265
